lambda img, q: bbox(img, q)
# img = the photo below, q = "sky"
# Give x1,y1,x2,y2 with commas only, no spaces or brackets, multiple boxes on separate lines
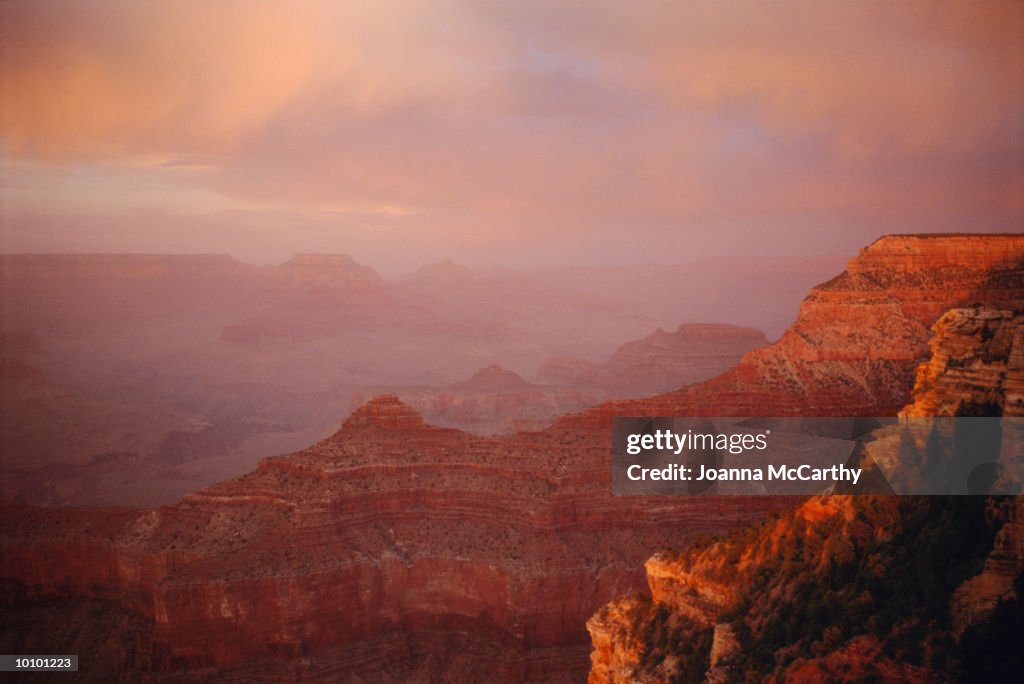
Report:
1,0,1021,273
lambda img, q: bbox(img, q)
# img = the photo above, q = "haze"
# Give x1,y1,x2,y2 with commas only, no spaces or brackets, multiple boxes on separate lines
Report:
2,1,1021,272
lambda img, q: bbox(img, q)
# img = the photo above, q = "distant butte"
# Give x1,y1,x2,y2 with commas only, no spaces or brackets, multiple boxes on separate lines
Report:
453,364,535,391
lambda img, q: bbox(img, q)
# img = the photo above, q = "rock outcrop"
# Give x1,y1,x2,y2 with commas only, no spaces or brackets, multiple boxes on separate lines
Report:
841,307,1024,496
901,306,1023,417
563,234,1024,423
587,280,1024,683
894,309,1024,640
586,492,1019,683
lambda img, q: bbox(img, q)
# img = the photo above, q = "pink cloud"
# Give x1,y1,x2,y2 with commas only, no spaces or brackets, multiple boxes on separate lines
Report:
1,1,1020,264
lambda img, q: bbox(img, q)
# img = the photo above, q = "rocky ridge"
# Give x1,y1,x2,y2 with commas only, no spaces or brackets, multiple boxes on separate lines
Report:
348,365,609,435
2,395,785,681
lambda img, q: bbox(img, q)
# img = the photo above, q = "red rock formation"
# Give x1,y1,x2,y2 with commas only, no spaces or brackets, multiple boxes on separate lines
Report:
586,493,1019,682
901,307,1023,417
3,235,1023,681
1,396,787,681
562,234,1024,424
272,254,384,292
604,324,767,387
586,262,1024,682
848,307,1024,495
453,364,536,391
892,308,1024,634
356,323,767,436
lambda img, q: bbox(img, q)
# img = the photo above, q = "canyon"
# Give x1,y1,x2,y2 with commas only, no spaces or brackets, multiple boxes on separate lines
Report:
0,253,828,507
1,235,1023,681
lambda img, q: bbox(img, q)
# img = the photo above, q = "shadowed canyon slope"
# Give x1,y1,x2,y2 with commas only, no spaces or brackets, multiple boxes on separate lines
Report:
1,235,1023,682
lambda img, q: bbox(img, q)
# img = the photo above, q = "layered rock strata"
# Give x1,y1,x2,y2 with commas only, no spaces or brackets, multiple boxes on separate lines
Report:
1,397,785,681
587,293,1024,683
2,235,1023,681
562,235,1024,424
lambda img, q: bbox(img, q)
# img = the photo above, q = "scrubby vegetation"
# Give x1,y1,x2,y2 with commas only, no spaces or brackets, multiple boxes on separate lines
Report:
628,496,1016,682
960,573,1024,682
626,595,714,683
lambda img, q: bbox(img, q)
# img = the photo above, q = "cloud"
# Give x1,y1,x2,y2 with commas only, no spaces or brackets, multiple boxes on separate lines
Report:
0,1,1020,264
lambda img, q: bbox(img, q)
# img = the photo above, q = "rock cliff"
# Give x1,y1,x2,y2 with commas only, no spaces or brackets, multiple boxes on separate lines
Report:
587,299,1024,683
901,306,1023,418
587,493,1022,683
562,234,1024,423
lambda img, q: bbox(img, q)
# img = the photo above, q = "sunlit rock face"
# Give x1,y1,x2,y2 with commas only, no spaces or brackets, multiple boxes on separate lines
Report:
560,234,1024,425
586,253,1024,682
901,306,1024,418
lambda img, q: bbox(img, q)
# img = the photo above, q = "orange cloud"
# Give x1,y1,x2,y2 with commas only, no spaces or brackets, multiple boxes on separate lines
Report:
0,1,513,159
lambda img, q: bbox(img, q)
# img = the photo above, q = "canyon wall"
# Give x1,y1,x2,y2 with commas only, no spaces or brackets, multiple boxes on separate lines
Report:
587,298,1024,683
586,494,1020,683
901,306,1023,418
